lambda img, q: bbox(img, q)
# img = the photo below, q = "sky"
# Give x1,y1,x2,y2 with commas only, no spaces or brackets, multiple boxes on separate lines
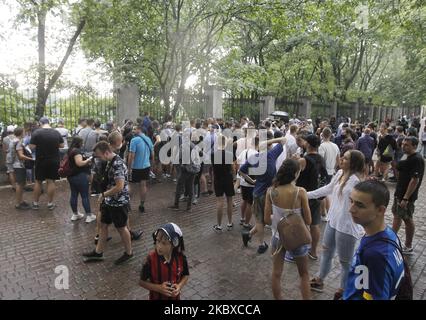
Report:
0,1,113,93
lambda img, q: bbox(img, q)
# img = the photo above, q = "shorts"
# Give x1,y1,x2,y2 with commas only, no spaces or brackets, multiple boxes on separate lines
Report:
214,177,235,197
132,167,150,182
271,236,310,258
100,203,129,228
392,199,415,220
252,194,266,224
35,159,60,181
6,163,14,174
14,168,27,185
309,199,321,226
241,186,254,204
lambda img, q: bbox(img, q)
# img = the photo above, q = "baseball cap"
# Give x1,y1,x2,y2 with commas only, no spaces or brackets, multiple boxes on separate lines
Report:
304,134,321,149
39,117,50,125
155,223,183,247
7,125,16,133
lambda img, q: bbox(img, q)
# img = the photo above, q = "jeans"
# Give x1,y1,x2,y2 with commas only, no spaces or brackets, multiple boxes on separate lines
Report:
318,223,357,289
67,172,91,214
174,168,196,208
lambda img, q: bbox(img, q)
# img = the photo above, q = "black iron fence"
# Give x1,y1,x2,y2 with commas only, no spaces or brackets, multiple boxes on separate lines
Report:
0,86,117,130
274,98,302,117
139,91,209,122
223,96,262,124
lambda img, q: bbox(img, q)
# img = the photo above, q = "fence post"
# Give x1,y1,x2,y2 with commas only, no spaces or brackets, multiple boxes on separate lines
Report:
368,104,374,122
205,86,223,119
331,101,337,118
260,96,275,120
353,99,360,121
116,83,140,126
300,97,312,119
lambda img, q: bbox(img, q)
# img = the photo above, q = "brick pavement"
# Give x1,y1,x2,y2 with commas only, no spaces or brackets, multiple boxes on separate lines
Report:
0,175,425,300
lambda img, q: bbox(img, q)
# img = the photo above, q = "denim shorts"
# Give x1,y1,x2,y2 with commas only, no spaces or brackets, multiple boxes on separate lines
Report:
271,236,310,258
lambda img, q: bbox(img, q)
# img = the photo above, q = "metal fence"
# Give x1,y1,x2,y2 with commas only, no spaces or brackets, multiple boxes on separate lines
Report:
311,101,332,120
223,96,262,124
0,86,117,130
274,98,302,117
140,91,209,122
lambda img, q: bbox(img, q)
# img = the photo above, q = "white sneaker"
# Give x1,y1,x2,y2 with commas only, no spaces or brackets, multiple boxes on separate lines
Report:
71,212,84,221
85,214,97,223
402,246,414,255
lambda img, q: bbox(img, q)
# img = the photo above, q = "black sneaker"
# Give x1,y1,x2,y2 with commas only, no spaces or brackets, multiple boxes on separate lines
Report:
82,250,104,262
114,252,134,265
257,242,269,254
138,204,145,213
15,202,31,210
243,223,254,230
242,231,252,247
23,186,33,192
131,230,143,241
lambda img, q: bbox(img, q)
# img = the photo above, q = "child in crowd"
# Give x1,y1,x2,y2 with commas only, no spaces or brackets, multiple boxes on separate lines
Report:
139,223,189,300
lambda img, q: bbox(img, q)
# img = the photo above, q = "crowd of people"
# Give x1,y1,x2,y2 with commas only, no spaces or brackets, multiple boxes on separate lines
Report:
0,111,425,300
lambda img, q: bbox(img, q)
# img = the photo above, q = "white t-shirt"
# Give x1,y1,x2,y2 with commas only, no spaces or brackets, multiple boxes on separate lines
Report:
235,137,255,160
237,148,258,187
318,141,340,175
56,127,69,149
275,145,287,172
285,133,298,158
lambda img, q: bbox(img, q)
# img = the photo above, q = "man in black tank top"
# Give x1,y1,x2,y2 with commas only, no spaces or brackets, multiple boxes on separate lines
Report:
296,134,328,260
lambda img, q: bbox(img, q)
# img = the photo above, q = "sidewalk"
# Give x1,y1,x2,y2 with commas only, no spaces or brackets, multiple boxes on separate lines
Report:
0,177,425,300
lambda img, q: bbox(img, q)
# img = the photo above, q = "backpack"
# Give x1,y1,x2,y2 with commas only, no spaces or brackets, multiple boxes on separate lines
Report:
58,153,73,178
360,237,413,300
383,144,395,159
23,145,34,169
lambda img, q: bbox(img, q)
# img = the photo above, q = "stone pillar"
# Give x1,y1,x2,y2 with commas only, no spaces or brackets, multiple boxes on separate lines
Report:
116,83,140,126
260,96,275,120
353,99,360,121
299,97,312,119
205,86,223,119
331,101,337,118
368,104,374,122
377,106,382,122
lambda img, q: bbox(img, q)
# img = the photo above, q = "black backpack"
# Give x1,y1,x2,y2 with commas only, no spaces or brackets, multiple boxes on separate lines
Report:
359,236,413,300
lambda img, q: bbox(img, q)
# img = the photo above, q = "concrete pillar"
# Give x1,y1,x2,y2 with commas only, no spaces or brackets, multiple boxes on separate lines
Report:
377,106,382,122
116,83,140,126
353,99,360,121
368,104,374,122
205,86,223,119
299,97,312,119
260,96,275,120
331,101,337,118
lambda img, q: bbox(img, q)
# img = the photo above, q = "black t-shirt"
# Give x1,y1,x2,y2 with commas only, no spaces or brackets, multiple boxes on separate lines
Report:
212,150,234,180
30,128,63,161
68,148,90,176
378,134,397,155
395,153,425,202
297,153,328,192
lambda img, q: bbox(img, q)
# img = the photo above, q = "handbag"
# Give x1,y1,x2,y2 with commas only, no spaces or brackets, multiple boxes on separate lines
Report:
274,187,312,252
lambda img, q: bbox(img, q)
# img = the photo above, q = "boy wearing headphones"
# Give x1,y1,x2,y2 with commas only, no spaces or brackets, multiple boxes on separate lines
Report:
140,223,189,300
